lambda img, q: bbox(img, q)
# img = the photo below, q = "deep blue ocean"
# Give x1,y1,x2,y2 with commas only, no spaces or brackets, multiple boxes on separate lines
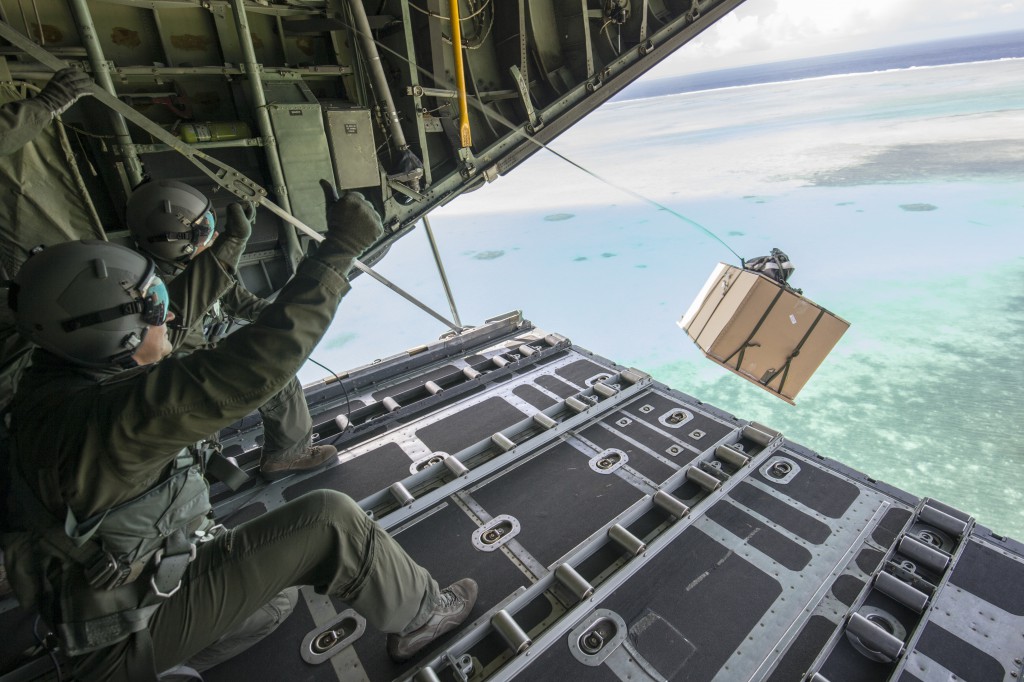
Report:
303,34,1024,540
618,29,1024,98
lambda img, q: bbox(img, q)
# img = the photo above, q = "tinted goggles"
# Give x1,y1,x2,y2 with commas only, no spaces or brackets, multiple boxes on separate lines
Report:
138,269,169,326
193,209,216,248
61,262,169,332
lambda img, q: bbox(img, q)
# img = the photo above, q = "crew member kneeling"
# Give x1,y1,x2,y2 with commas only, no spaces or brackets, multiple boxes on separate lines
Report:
1,188,477,680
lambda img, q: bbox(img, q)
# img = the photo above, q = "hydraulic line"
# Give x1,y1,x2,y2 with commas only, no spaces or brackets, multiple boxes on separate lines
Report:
448,0,472,148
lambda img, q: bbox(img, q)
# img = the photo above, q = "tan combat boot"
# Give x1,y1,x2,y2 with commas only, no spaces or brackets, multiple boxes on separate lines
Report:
387,578,479,662
259,444,338,481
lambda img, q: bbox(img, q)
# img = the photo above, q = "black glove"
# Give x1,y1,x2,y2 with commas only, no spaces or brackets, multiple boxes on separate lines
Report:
319,180,384,257
35,68,94,117
224,202,253,241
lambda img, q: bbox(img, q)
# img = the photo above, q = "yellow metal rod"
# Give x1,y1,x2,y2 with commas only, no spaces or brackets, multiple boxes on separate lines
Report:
449,0,472,148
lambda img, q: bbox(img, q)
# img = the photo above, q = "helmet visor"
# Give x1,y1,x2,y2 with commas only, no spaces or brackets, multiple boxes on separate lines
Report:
138,271,169,326
193,209,216,248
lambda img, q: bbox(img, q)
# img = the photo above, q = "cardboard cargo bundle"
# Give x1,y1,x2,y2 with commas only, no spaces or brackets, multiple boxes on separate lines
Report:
678,263,849,404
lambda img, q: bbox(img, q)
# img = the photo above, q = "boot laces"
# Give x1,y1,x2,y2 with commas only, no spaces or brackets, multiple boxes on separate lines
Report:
438,588,460,609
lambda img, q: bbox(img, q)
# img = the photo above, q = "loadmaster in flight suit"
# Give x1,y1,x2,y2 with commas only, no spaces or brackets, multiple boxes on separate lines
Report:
124,179,333,481
1,188,478,681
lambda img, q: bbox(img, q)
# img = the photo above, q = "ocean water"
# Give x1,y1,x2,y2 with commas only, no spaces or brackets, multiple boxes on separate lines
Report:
300,56,1024,539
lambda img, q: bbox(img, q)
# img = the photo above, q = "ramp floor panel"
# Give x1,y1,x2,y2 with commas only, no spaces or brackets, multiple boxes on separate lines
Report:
601,408,707,463
349,502,531,681
534,374,579,398
949,539,1024,616
511,384,558,410
534,526,782,681
913,623,1005,682
729,481,832,544
553,358,611,387
415,396,528,454
765,615,836,682
470,441,647,568
624,391,735,448
754,453,861,519
577,422,680,485
282,442,414,503
705,501,813,571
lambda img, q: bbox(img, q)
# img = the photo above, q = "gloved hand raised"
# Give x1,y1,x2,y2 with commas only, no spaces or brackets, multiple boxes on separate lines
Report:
35,68,94,118
319,180,384,258
224,201,255,241
211,202,254,274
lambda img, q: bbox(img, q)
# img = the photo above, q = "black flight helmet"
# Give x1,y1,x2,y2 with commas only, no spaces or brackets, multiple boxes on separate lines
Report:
125,180,216,266
10,240,169,367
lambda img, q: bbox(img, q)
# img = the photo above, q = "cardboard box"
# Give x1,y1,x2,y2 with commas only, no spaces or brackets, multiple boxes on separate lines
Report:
678,263,849,404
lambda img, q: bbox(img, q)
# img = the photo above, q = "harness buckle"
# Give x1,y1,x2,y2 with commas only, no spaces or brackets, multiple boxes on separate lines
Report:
149,542,197,598
84,550,132,591
194,524,226,543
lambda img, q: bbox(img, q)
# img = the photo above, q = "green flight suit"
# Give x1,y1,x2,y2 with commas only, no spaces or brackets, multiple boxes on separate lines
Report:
159,233,313,465
0,84,104,412
2,231,437,681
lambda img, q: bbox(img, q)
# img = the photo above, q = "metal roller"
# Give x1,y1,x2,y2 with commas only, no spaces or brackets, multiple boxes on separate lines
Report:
919,504,968,538
334,414,350,431
566,396,589,413
443,455,469,477
554,563,594,600
492,356,510,368
389,482,415,507
846,612,905,661
898,535,949,574
533,413,557,430
592,382,617,398
716,444,750,468
424,380,443,395
608,523,646,556
412,666,442,682
652,490,690,519
382,397,401,413
463,367,481,380
544,334,566,346
874,572,929,613
492,432,516,452
808,674,832,682
686,466,722,493
620,369,648,385
491,610,531,654
741,423,775,446
518,344,537,356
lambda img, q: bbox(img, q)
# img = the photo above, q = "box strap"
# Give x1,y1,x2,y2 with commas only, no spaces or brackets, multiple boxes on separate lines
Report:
723,286,786,370
764,308,826,394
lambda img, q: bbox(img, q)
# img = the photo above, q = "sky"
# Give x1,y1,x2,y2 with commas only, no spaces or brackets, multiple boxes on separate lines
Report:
648,0,1024,78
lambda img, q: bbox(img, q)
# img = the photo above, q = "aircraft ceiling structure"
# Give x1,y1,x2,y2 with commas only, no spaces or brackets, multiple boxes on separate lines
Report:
0,0,746,297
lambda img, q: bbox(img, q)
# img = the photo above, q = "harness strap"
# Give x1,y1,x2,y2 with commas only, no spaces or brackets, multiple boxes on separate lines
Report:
57,599,162,656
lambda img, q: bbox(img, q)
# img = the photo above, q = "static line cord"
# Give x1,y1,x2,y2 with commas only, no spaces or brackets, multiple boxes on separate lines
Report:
536,145,745,263
341,14,745,265
306,356,354,441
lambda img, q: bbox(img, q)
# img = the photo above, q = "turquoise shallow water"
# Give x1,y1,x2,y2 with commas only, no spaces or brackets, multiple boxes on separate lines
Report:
302,59,1024,539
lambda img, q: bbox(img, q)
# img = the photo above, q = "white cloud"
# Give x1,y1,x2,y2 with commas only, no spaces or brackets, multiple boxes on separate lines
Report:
651,0,1024,76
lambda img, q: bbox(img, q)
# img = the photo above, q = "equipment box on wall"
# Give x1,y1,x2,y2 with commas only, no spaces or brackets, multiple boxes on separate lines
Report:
678,263,850,404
